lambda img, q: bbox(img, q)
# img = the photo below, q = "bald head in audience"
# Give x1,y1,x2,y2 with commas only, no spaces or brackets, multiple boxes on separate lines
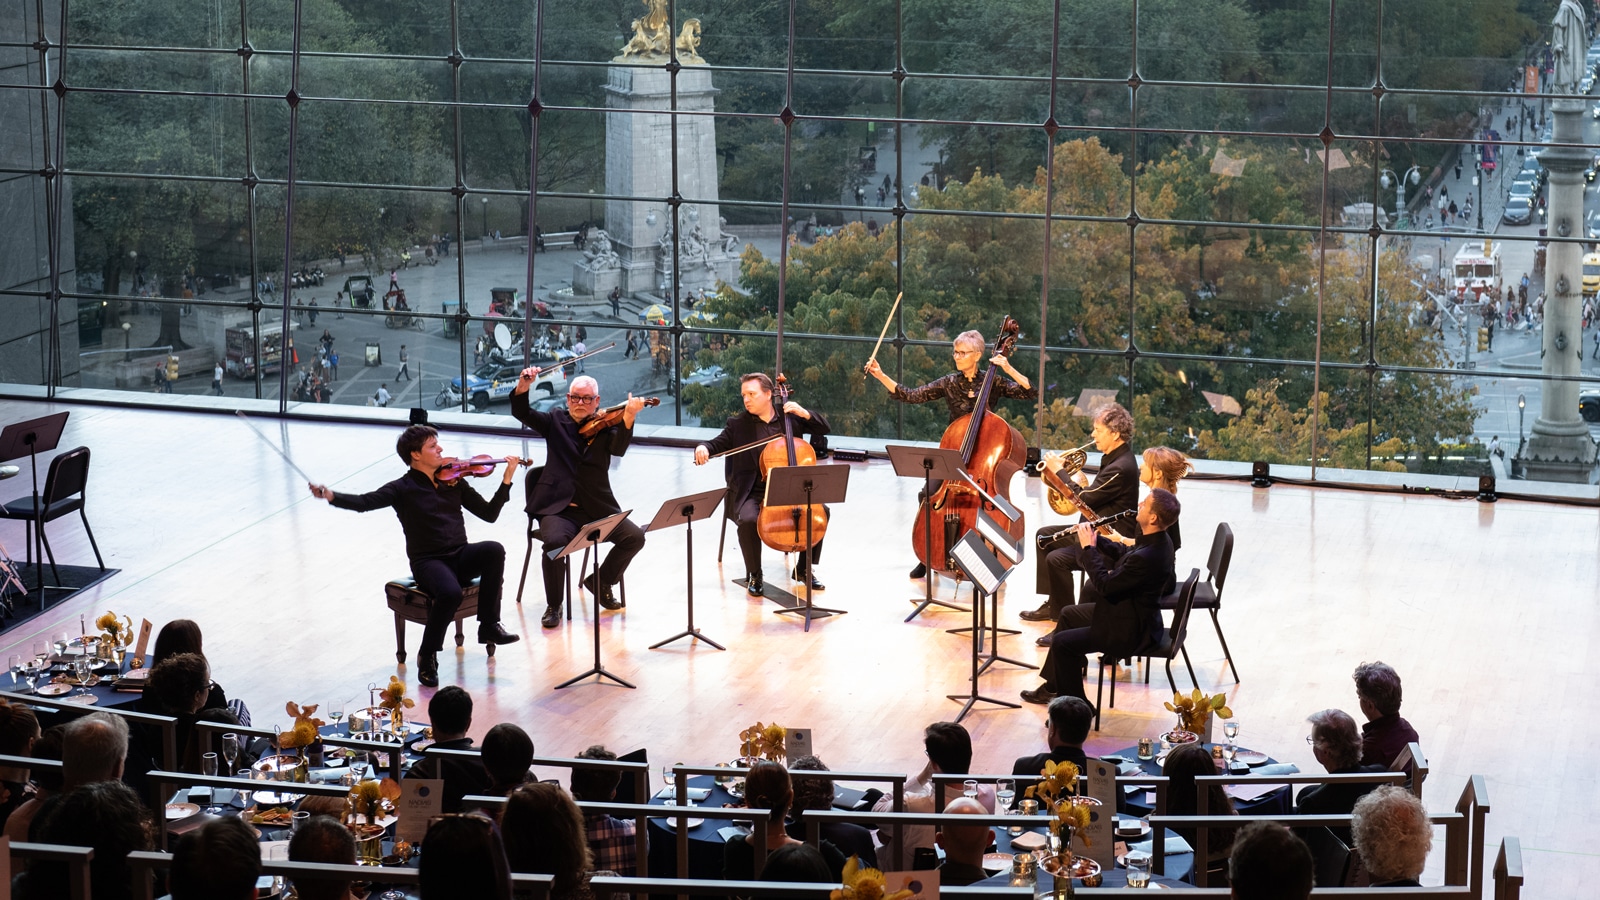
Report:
61,713,128,788
935,797,993,886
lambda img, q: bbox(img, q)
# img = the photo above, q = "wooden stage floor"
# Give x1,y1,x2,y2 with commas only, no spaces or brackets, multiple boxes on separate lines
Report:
0,400,1591,897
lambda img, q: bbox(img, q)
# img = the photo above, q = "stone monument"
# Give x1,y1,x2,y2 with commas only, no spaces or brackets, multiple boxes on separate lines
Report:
572,0,740,300
1515,0,1599,482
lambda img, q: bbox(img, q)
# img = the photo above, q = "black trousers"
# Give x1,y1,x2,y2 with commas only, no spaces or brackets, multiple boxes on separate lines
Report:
538,508,646,609
1044,543,1088,608
1041,625,1096,700
410,542,505,654
733,493,823,578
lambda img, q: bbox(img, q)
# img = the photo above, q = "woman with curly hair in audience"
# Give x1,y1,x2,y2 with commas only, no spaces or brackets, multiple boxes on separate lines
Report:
151,618,234,716
500,782,616,900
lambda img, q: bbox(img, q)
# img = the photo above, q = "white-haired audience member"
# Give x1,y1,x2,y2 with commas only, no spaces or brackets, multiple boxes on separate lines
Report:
1351,785,1433,887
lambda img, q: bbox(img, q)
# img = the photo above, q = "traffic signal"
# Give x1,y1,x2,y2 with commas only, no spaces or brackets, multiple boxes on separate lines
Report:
1477,327,1490,351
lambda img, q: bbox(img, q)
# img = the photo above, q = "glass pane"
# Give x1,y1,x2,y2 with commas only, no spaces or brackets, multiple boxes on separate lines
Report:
65,92,246,177
69,2,241,50
295,100,453,187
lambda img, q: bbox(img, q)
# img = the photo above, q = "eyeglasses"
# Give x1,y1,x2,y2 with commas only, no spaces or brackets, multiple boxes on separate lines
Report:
567,393,599,402
952,349,980,357
1305,735,1315,745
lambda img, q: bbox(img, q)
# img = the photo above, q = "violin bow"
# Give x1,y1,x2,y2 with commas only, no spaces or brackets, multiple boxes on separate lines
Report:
235,410,317,484
865,292,903,371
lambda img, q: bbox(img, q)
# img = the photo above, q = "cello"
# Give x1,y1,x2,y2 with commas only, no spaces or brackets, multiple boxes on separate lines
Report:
756,375,829,553
911,316,1028,572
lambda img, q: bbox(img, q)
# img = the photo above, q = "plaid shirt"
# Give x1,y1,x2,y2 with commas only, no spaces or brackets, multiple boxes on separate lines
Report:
585,811,638,876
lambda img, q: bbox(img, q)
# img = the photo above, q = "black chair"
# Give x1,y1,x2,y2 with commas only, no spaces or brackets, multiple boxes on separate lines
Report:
1159,522,1237,682
0,445,105,583
1143,567,1201,692
1302,825,1357,887
1090,569,1199,730
513,466,625,617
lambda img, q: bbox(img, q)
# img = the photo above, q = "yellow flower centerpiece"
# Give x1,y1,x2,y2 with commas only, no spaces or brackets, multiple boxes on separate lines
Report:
95,612,133,663
278,701,326,750
830,856,916,900
378,676,415,734
1164,688,1233,741
345,776,402,864
738,721,786,763
1025,759,1099,891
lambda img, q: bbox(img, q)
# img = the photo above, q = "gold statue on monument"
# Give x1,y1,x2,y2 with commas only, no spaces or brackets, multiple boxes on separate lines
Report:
616,0,704,64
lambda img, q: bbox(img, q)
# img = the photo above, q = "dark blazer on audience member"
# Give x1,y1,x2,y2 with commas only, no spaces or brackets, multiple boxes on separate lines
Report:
1360,715,1420,769
786,817,878,870
406,737,490,813
1011,745,1089,779
940,860,991,887
1295,763,1387,843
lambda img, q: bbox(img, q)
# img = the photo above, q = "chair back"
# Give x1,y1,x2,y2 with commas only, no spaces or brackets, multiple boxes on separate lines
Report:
1304,824,1355,887
45,446,92,506
1206,522,1234,600
1157,568,1200,658
522,465,546,515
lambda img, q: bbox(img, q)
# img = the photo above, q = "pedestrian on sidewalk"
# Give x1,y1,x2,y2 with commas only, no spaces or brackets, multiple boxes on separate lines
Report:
573,339,587,373
374,383,391,407
396,344,410,381
212,363,224,396
334,290,345,319
328,350,339,382
308,298,319,326
609,286,622,317
625,331,638,359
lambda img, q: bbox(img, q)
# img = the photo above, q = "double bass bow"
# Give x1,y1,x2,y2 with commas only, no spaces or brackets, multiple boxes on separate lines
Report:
911,316,1028,572
755,375,828,553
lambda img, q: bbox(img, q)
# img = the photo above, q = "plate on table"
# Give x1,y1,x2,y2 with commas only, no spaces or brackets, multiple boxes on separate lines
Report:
982,852,1014,872
36,683,71,697
1115,818,1152,839
1234,750,1268,766
62,694,98,705
410,738,435,754
655,816,706,830
165,802,200,820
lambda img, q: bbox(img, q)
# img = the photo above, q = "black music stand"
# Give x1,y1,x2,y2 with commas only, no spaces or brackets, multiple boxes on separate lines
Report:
969,511,1034,675
645,487,728,651
885,445,970,622
944,530,1019,722
551,510,636,690
764,464,849,632
0,413,69,597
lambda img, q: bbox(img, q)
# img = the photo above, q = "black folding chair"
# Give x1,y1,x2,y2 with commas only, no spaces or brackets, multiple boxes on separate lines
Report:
1159,522,1238,682
0,445,105,583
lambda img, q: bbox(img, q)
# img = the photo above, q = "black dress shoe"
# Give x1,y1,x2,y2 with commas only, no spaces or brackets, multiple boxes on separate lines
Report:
540,606,561,629
417,651,439,688
1019,603,1060,622
478,623,521,645
1036,633,1054,648
745,573,764,597
909,562,928,579
1020,685,1057,705
792,563,825,591
583,574,624,610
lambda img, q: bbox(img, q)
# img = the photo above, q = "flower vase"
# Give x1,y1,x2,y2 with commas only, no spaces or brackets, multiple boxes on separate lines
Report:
291,748,310,783
390,709,405,738
352,826,384,865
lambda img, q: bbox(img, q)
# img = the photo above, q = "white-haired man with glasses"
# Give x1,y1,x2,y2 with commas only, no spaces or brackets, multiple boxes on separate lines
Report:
513,370,647,630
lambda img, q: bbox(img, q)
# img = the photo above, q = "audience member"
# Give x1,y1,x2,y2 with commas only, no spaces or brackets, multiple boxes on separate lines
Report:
1351,785,1431,887
725,761,847,881
1353,661,1420,768
4,724,63,844
1228,821,1313,900
18,780,153,900
1012,695,1091,777
501,782,616,900
570,745,641,876
873,721,992,863
935,797,993,887
483,723,536,797
169,815,262,900
151,618,231,714
0,698,41,823
62,711,128,787
289,814,359,900
129,652,238,788
1295,709,1387,842
420,812,514,900
1164,743,1239,867
407,686,491,812
787,754,877,869
758,843,835,883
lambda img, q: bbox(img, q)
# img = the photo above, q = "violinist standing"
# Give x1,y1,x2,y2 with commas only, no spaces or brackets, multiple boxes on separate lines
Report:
693,373,831,598
864,328,1035,578
512,371,647,631
309,425,522,688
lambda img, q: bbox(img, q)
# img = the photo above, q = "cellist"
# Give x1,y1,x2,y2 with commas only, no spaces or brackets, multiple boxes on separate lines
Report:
864,329,1035,578
693,373,831,598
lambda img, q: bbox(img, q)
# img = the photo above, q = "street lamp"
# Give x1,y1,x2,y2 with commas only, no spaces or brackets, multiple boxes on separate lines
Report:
1379,165,1422,222
121,321,132,362
1517,393,1526,453
480,197,489,240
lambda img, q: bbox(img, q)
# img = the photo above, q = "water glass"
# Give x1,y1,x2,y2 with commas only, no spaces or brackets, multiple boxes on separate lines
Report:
1126,852,1152,888
328,699,346,725
222,733,240,772
7,655,20,686
201,752,219,778
996,778,1016,813
963,778,980,800
291,811,311,834
72,657,92,695
1223,719,1240,744
21,662,39,694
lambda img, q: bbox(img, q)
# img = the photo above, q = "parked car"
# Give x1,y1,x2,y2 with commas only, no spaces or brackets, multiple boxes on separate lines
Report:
1580,389,1600,423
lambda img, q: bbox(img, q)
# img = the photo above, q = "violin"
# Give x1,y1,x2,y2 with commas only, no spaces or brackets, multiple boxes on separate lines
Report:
911,316,1027,573
755,375,828,553
577,396,661,438
435,455,517,486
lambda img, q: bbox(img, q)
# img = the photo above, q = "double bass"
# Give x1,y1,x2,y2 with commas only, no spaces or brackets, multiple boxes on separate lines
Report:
912,317,1028,572
756,375,829,553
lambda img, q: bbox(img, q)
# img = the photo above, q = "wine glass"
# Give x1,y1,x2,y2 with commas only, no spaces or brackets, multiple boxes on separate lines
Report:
21,660,39,694
7,655,20,687
1223,719,1240,743
200,752,222,813
222,733,241,774
963,778,980,802
71,656,92,696
995,778,1016,815
328,699,347,729
51,632,69,660
31,641,49,669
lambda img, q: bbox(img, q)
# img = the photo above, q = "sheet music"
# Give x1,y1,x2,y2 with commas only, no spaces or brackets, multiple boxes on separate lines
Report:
950,537,1002,594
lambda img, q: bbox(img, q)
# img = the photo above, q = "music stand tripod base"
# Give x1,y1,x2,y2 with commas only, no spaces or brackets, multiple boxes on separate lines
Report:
644,487,728,651
885,445,971,622
550,510,636,690
763,464,850,633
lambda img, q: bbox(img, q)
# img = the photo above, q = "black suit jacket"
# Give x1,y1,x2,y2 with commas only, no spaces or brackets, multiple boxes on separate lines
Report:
408,737,491,814
1011,746,1089,779
1082,529,1173,657
1078,443,1140,538
701,408,831,506
511,389,631,517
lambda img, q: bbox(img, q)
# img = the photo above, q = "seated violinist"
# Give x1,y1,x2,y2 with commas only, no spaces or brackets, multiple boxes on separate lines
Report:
693,373,830,598
511,372,647,630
